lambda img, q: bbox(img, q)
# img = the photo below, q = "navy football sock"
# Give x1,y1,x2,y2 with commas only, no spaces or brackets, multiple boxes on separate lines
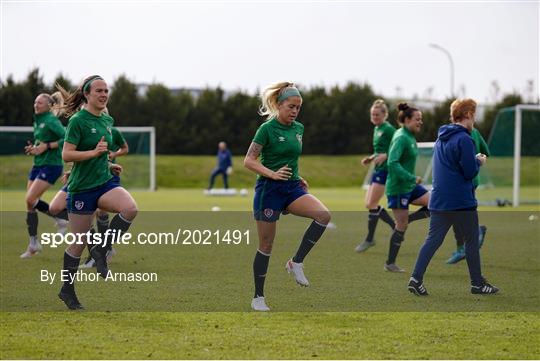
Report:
387,229,405,265
292,220,327,263
253,250,270,298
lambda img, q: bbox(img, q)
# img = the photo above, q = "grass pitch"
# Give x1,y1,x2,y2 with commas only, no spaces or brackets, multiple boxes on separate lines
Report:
1,188,539,359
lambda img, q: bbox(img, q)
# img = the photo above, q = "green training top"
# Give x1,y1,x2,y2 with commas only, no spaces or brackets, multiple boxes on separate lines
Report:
252,118,304,181
470,128,490,187
64,109,115,193
32,111,65,166
110,127,127,164
372,121,396,171
385,127,418,195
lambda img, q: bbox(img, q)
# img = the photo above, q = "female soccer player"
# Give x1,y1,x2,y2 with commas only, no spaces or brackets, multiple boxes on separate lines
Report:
244,82,331,311
355,99,396,252
384,103,430,272
408,98,499,295
20,92,69,259
56,75,137,310
81,124,129,268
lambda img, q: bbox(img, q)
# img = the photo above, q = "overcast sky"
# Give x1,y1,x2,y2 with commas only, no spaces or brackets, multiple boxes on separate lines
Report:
2,0,538,103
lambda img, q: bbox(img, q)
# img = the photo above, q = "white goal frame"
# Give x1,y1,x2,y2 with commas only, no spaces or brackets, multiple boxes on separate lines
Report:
0,126,156,191
511,104,540,207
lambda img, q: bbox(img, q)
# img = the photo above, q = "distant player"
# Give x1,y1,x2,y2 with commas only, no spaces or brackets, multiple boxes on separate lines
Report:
384,103,431,272
244,82,331,311
355,99,396,252
408,98,499,295
208,141,232,190
20,92,69,259
446,127,490,264
56,75,138,310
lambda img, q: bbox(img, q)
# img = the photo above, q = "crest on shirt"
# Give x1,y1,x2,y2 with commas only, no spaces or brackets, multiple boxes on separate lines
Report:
39,123,45,128
376,131,383,137
278,136,285,142
296,134,302,144
264,208,274,219
75,201,85,210
91,128,97,133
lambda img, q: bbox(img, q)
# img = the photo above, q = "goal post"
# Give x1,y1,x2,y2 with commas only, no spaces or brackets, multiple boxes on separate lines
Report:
487,104,540,207
513,105,540,207
0,126,156,191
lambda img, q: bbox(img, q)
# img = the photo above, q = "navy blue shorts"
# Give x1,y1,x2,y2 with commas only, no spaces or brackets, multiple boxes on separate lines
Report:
111,174,121,184
67,177,121,214
387,184,429,209
28,165,63,185
370,170,388,185
253,178,308,222
60,184,68,193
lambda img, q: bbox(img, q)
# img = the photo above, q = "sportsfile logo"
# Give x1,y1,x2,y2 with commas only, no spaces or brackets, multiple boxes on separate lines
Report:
41,229,130,248
40,228,251,247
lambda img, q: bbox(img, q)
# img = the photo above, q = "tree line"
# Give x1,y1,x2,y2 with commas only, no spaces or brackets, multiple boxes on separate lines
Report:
0,69,526,155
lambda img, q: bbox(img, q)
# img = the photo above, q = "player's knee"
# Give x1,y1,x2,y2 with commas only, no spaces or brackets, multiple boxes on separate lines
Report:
48,204,62,216
25,195,37,210
315,210,331,225
121,204,138,221
395,222,408,232
259,242,273,254
365,202,377,210
66,243,85,257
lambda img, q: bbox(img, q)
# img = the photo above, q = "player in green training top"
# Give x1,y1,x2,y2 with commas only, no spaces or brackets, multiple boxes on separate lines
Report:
355,99,396,253
445,127,490,264
81,119,129,269
244,82,331,312
56,75,138,310
384,103,431,273
20,92,69,259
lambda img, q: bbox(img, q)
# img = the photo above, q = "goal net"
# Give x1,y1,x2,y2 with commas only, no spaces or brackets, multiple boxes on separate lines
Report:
0,126,156,191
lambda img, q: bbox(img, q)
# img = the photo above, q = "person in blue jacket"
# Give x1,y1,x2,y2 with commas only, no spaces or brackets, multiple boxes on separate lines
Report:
407,98,499,296
208,141,232,189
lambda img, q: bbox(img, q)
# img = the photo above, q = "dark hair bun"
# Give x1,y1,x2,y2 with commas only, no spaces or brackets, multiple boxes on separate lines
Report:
397,103,409,111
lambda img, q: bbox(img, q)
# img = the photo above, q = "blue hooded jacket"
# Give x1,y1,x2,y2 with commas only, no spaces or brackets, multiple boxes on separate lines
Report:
429,124,481,211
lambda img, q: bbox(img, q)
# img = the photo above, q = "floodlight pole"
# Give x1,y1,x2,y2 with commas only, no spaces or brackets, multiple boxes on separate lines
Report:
429,43,455,97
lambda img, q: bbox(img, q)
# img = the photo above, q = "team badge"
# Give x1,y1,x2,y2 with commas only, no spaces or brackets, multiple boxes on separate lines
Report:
264,208,274,219
296,134,302,144
91,128,97,133
75,201,85,210
39,123,45,128
376,131,383,137
278,136,285,142
401,198,408,206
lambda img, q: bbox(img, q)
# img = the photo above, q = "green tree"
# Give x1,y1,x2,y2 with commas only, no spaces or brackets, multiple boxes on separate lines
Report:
108,75,141,126
479,93,523,139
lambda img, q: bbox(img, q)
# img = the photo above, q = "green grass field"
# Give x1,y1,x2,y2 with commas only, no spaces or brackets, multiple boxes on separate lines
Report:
1,187,539,359
2,155,539,190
